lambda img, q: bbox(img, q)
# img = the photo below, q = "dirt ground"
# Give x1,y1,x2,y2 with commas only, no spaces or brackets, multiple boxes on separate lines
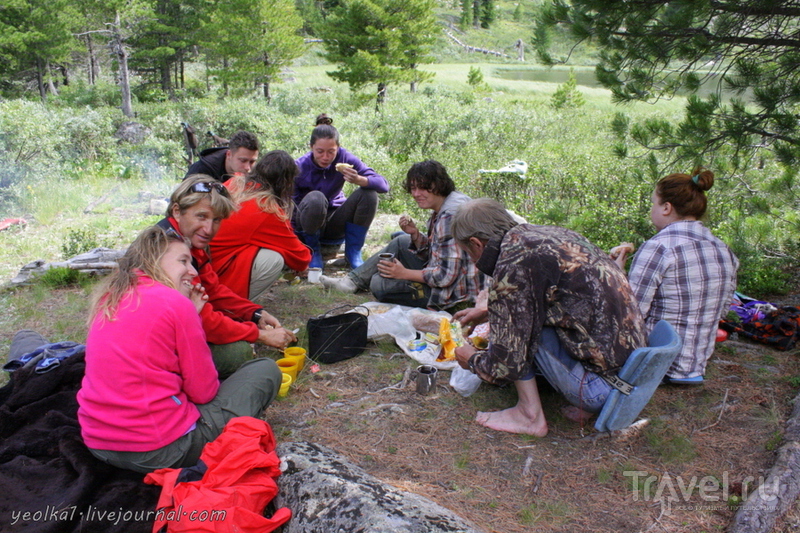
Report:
2,210,799,533
252,268,800,533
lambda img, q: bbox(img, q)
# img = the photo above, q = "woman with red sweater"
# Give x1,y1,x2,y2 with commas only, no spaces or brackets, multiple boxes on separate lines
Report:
78,226,282,473
211,150,311,299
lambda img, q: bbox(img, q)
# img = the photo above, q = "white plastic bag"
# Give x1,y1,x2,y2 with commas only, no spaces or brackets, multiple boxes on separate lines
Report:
449,365,482,397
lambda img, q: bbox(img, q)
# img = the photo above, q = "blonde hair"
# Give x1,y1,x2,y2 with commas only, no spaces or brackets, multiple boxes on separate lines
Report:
89,226,189,323
167,174,238,219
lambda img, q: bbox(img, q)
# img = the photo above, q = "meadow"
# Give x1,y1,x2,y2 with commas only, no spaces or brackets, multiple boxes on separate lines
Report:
1,60,799,533
0,62,794,295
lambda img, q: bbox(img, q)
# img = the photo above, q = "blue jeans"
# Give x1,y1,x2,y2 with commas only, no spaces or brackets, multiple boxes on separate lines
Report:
532,327,612,413
349,234,431,308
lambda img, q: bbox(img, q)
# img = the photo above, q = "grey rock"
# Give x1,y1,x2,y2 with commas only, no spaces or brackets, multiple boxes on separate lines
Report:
148,199,169,215
275,441,485,533
114,121,151,144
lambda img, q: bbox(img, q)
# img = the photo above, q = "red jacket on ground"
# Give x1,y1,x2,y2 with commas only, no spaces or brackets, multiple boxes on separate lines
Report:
144,417,292,533
210,180,311,299
159,217,261,344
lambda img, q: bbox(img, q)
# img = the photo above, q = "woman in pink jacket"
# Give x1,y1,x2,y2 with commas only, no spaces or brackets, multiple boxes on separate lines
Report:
78,226,282,473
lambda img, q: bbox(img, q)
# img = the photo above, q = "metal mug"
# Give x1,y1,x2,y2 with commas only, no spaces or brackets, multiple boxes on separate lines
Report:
416,364,438,395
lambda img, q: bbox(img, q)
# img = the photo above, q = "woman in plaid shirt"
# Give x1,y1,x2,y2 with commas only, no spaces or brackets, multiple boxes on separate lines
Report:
612,167,739,385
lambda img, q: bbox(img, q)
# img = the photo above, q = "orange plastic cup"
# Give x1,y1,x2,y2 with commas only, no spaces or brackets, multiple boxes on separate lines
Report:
276,358,299,382
283,347,307,371
278,373,293,397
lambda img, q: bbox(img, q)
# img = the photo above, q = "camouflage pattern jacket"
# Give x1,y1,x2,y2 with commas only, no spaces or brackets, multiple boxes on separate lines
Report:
470,224,647,385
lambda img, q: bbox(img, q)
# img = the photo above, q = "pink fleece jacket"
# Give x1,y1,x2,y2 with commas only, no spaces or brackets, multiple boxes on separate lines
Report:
78,276,219,452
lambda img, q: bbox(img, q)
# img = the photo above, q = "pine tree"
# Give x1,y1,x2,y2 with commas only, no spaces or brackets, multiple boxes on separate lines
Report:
535,0,800,172
459,0,473,30
551,69,584,109
317,0,438,106
200,0,304,101
0,0,80,100
480,0,495,29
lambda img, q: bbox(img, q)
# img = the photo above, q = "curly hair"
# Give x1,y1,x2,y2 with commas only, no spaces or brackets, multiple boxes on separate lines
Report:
402,160,456,197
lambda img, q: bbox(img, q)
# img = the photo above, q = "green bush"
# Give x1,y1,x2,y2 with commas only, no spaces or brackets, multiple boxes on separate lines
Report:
467,66,484,87
37,267,93,289
551,69,585,109
61,228,111,259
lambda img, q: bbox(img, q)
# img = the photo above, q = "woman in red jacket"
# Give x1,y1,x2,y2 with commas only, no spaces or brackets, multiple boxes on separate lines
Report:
211,150,311,299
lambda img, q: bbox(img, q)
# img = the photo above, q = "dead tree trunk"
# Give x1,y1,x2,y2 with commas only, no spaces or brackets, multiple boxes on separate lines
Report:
36,58,46,101
730,390,800,533
111,12,133,118
45,60,59,96
86,34,98,85
375,82,387,111
222,57,229,98
59,65,69,86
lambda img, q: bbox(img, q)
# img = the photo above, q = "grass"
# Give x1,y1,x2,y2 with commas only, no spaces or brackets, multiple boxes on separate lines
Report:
644,419,698,464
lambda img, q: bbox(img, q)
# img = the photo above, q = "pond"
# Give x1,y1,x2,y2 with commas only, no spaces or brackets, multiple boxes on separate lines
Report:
494,67,748,101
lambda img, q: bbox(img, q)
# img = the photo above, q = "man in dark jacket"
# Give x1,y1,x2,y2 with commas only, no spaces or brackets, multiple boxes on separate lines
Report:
184,131,259,182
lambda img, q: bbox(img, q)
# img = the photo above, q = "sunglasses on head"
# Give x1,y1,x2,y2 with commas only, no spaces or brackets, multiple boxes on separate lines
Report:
189,181,229,197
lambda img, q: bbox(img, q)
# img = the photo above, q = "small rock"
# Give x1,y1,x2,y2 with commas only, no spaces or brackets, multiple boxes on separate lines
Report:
114,122,151,144
148,199,169,216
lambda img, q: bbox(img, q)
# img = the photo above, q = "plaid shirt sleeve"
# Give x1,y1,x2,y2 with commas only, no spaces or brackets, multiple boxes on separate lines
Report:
628,240,670,319
420,210,464,290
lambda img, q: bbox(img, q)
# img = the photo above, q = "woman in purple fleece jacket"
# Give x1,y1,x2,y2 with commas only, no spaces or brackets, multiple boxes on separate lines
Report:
294,113,389,270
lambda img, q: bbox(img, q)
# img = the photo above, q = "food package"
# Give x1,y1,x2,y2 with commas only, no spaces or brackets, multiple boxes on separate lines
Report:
437,318,465,361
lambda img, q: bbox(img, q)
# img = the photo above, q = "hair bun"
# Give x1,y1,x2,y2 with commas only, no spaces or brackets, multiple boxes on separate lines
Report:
689,166,715,191
315,113,333,126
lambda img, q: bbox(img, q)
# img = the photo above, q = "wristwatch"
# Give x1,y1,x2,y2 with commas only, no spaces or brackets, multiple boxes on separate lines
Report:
252,309,264,324
467,353,479,374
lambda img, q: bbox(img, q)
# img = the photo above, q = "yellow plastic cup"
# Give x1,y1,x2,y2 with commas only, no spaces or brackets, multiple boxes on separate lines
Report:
283,347,307,371
276,358,299,382
278,373,293,397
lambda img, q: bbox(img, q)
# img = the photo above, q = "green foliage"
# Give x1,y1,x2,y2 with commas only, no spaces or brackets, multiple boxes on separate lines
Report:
512,2,523,22
126,0,203,96
536,0,800,202
37,267,92,288
765,429,783,452
61,227,111,259
467,66,484,86
0,0,80,98
550,68,585,109
317,0,438,100
479,0,496,29
460,0,473,29
200,0,305,101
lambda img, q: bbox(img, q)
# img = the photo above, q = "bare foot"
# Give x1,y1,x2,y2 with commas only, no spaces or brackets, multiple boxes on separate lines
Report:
475,406,548,437
560,405,595,425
